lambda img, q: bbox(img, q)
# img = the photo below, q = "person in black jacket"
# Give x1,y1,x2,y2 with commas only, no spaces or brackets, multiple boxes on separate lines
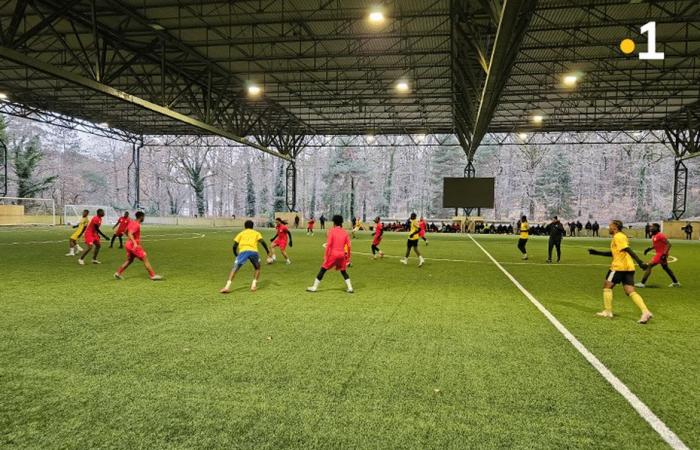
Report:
546,216,566,263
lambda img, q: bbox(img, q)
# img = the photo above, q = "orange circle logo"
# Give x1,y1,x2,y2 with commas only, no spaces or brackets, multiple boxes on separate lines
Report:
620,39,636,54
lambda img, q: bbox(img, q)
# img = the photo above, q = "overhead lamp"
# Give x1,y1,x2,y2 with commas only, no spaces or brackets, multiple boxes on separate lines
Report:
563,74,578,87
366,134,376,144
98,122,109,128
517,132,528,140
247,84,262,97
149,23,165,31
531,115,544,124
368,6,385,24
395,80,410,93
0,92,8,100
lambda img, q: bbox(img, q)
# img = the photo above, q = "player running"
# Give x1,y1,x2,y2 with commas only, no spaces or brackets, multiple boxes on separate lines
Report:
517,215,529,260
66,209,89,256
371,216,384,259
307,215,354,293
351,217,364,239
635,223,681,288
400,213,425,267
113,211,163,281
307,217,316,235
110,211,130,249
78,209,110,265
588,220,653,324
418,216,428,245
220,220,271,294
269,217,293,264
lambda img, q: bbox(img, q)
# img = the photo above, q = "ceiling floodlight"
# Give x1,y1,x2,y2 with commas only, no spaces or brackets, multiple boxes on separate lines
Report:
247,84,262,97
395,80,410,93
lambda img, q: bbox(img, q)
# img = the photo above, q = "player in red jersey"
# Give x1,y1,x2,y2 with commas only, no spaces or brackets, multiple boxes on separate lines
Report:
307,217,316,235
418,216,429,245
635,223,680,288
113,211,162,281
371,216,384,259
269,217,293,264
78,209,110,265
307,215,353,293
110,211,130,249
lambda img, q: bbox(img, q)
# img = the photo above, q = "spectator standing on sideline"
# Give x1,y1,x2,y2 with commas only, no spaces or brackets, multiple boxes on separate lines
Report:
684,222,693,240
546,216,566,263
592,221,600,237
294,215,300,229
319,215,326,230
585,221,592,237
576,221,583,236
644,223,651,239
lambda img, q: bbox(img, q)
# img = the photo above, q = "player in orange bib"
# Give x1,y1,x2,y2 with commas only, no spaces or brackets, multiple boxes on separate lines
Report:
113,211,163,281
307,215,353,293
110,211,130,249
78,209,110,265
269,217,293,264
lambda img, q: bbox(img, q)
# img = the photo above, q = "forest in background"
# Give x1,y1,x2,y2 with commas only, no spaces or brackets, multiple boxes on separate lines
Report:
1,114,699,224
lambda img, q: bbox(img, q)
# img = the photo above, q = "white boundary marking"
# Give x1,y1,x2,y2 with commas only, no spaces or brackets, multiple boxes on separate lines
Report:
467,234,689,450
0,232,206,246
353,251,677,267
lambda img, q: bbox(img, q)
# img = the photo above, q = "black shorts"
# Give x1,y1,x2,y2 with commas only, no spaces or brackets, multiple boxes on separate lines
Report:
605,270,635,286
407,239,418,248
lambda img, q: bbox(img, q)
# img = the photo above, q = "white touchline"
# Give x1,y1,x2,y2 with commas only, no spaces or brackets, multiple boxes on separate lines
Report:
467,234,689,450
0,233,206,246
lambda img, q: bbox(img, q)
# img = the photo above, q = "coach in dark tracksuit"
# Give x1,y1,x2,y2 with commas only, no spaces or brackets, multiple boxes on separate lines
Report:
546,216,565,263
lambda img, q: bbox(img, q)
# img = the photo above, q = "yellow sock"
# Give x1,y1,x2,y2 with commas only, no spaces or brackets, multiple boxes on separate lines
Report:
629,292,649,313
603,288,613,312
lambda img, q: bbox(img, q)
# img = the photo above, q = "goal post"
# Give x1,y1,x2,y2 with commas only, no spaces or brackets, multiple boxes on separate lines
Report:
0,197,56,226
63,204,120,226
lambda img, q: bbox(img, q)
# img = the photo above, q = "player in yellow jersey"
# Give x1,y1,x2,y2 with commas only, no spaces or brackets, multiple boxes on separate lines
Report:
220,220,272,294
400,212,425,267
588,220,653,324
517,215,529,260
66,209,89,256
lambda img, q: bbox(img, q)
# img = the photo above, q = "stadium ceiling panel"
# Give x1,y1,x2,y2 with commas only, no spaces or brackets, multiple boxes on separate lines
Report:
0,0,698,154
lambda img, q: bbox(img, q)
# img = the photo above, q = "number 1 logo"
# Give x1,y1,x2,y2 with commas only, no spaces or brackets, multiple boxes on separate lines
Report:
639,21,664,60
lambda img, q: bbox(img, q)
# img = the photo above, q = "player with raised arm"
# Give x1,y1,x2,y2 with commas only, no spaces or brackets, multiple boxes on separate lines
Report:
269,217,293,264
66,209,88,256
220,220,271,294
635,223,681,288
110,211,130,249
307,215,354,293
78,209,110,265
400,212,425,267
371,216,384,259
113,211,163,281
588,220,653,324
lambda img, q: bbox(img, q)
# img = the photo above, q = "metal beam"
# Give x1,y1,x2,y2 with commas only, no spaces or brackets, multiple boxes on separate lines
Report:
0,45,290,161
468,0,537,158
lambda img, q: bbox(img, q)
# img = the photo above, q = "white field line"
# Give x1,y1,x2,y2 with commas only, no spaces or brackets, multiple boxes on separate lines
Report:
467,234,689,450
0,233,206,246
353,251,677,267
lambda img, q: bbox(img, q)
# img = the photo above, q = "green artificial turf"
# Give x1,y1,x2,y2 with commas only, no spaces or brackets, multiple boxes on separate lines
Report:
0,226,698,449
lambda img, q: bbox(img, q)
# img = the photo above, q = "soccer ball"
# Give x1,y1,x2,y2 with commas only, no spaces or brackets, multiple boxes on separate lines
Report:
266,256,274,264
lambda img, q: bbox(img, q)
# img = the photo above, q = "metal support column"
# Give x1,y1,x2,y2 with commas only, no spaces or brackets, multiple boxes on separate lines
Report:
0,137,7,197
127,140,143,209
665,120,699,219
285,161,297,212
463,161,479,216
672,160,688,220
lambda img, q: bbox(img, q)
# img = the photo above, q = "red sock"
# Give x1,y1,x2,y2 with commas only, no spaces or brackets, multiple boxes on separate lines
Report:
117,267,125,275
148,268,155,277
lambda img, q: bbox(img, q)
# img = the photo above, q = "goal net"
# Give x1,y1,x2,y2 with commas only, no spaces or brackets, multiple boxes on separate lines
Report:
0,197,56,226
63,204,120,227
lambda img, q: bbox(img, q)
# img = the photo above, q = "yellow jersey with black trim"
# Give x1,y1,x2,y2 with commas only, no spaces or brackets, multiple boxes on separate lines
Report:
408,219,420,241
234,229,263,253
610,232,635,272
519,222,529,239
70,216,89,240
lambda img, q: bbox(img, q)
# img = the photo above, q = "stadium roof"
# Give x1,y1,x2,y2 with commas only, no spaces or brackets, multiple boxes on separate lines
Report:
0,0,698,156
